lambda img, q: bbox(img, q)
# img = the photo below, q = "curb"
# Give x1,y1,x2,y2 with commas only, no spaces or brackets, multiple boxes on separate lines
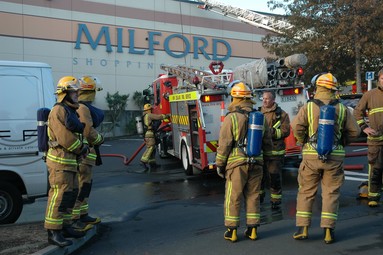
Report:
31,226,97,255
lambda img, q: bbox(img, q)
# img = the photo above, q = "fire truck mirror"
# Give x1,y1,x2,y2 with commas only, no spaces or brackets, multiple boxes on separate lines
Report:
163,92,170,101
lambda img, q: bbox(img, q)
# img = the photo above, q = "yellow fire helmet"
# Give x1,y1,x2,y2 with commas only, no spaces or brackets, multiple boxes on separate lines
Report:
230,82,253,98
316,73,338,91
143,103,152,111
79,76,103,91
55,76,79,103
78,75,103,102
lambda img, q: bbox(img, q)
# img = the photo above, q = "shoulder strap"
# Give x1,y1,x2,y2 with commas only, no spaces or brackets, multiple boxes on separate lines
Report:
275,106,282,119
309,99,325,107
329,99,339,106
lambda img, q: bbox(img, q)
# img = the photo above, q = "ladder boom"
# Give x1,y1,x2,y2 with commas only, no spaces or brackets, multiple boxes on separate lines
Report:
198,0,292,34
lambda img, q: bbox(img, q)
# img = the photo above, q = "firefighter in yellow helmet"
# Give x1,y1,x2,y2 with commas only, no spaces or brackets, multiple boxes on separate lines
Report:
292,73,360,244
216,82,272,242
44,76,92,247
71,76,104,226
354,68,383,207
140,103,170,172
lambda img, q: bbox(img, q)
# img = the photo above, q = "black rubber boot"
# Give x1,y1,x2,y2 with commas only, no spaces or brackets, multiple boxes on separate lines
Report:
81,214,101,225
62,225,86,238
71,219,93,231
224,227,238,242
244,226,257,240
324,228,335,244
47,230,73,247
293,226,308,240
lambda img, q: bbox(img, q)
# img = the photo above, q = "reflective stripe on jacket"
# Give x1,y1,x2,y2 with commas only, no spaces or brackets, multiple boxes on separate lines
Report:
354,88,383,145
260,103,290,157
78,103,104,166
46,103,85,171
216,100,272,169
292,90,360,160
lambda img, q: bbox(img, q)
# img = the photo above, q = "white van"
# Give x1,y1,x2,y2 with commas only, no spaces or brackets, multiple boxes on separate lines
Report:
0,61,55,224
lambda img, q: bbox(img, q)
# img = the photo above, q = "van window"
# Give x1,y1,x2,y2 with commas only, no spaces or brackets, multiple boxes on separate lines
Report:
0,76,40,120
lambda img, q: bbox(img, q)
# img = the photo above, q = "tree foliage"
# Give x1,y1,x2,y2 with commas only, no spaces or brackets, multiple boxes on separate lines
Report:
263,0,383,91
105,92,129,135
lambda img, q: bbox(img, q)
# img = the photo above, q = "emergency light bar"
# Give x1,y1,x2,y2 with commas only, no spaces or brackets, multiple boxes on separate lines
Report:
201,95,223,102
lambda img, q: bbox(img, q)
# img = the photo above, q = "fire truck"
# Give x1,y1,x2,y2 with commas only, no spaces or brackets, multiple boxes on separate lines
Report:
144,55,307,175
146,62,232,175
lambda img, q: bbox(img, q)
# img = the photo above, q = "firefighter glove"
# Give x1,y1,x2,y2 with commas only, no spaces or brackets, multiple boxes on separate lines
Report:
79,144,90,159
217,166,225,179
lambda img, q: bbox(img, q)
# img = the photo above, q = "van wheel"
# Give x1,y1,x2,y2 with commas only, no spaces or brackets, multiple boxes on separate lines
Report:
181,143,193,176
0,181,23,224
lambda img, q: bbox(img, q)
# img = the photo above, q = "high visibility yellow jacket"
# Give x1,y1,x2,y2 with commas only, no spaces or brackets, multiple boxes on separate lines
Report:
354,87,383,145
216,100,273,169
292,89,360,160
260,103,290,158
46,101,86,172
77,102,104,166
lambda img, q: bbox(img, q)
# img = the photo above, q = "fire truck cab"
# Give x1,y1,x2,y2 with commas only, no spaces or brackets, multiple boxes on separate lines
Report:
148,64,232,175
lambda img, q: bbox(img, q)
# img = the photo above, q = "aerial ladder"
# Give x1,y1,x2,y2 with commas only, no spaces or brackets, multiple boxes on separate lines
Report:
197,0,292,34
160,62,232,90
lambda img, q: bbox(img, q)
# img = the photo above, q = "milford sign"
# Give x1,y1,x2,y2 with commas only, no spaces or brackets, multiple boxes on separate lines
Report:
74,24,232,61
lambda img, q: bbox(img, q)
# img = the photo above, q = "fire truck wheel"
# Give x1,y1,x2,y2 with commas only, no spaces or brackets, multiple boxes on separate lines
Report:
181,143,193,176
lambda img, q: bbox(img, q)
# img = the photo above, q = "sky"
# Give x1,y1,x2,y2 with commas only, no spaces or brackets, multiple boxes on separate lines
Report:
215,0,285,14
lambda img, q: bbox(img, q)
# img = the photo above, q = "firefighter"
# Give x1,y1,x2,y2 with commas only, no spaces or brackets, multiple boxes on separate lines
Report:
44,76,92,247
72,76,104,226
354,68,383,207
216,82,272,242
292,73,360,244
259,90,290,208
140,103,170,172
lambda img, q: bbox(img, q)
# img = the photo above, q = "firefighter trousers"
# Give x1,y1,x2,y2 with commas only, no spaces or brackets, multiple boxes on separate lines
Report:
141,136,156,164
224,163,263,228
261,158,283,202
44,168,78,230
72,163,93,219
296,158,344,229
367,145,383,201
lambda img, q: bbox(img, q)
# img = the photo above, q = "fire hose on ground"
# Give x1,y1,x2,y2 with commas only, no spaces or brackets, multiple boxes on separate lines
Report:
344,142,367,171
101,142,145,165
100,139,368,169
100,123,171,166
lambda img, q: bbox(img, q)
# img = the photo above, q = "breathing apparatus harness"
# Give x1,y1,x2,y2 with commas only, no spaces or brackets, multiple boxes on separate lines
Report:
307,99,342,162
231,107,264,164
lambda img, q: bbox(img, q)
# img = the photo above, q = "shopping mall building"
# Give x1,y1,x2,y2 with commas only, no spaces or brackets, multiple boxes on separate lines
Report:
0,0,273,133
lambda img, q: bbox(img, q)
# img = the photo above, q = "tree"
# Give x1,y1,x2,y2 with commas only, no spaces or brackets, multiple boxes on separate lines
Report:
264,0,383,91
105,92,129,136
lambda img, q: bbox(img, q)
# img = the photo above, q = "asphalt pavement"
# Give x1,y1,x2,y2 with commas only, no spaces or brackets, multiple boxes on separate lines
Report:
9,136,383,255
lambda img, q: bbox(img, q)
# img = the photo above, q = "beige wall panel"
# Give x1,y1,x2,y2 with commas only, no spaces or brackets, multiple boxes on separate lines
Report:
0,13,23,36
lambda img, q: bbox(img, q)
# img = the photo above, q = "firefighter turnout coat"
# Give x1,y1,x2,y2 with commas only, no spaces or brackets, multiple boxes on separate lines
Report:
77,102,104,166
46,102,86,171
260,103,290,158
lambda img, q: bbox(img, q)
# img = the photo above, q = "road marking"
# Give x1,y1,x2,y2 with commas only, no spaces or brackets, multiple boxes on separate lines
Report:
352,148,368,152
344,171,368,177
345,176,368,182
